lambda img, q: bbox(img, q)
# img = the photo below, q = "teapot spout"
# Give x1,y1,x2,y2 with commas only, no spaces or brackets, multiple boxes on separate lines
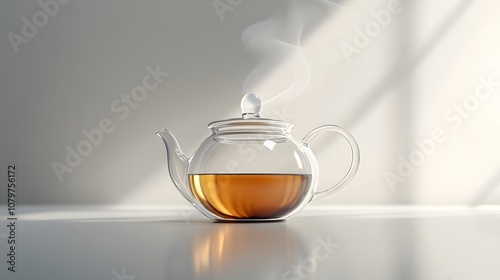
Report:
155,128,193,203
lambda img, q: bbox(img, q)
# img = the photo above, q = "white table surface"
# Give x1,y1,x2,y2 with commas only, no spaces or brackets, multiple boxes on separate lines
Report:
1,206,499,280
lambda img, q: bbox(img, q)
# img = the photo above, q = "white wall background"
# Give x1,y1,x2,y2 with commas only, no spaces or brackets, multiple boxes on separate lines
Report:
1,0,499,206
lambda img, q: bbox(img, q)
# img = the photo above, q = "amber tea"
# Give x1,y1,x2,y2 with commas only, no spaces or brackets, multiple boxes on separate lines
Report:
188,173,310,219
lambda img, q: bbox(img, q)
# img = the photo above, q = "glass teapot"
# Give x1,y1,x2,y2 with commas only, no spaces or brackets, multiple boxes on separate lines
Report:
156,93,360,221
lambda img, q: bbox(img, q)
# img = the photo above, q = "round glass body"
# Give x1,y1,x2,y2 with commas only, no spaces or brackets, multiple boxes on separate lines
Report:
187,127,317,221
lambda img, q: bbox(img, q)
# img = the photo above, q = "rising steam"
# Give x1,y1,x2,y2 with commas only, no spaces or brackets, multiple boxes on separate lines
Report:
241,4,311,106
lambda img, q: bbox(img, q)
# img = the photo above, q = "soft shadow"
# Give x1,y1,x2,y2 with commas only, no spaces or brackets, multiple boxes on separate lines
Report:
470,169,500,206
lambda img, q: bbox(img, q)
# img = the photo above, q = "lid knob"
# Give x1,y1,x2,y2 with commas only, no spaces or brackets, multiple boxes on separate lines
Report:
241,93,262,119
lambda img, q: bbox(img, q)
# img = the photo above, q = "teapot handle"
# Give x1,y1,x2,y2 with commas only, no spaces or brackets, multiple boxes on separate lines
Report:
302,125,360,201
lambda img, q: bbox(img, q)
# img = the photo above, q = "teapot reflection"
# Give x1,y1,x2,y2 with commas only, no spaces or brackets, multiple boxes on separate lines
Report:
185,222,308,279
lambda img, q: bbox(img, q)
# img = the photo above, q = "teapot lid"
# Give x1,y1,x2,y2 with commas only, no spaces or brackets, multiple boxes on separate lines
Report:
208,93,294,132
